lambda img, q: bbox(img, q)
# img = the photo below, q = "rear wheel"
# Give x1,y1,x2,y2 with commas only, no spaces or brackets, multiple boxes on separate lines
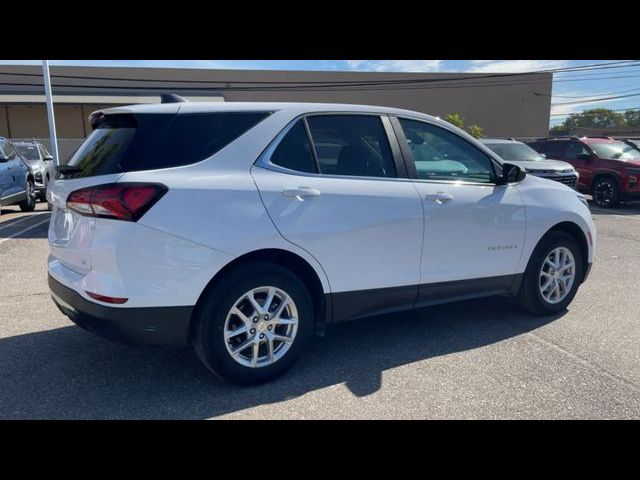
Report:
518,231,584,315
193,262,313,385
592,176,620,208
18,179,36,212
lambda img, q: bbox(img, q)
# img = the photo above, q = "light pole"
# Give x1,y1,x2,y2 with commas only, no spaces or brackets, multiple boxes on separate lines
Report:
42,60,59,172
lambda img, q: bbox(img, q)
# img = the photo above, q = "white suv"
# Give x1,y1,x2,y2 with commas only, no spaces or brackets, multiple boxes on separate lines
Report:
47,102,596,384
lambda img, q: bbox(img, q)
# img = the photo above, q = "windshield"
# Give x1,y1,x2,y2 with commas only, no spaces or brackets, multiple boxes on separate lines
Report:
591,142,640,160
483,142,545,162
14,145,41,162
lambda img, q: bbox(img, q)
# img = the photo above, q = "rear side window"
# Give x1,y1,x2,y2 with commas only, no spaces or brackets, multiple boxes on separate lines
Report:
60,111,271,179
270,120,317,173
542,141,569,160
306,115,396,178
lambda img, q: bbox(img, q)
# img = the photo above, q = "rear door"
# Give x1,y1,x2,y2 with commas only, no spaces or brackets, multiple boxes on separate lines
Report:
252,113,424,320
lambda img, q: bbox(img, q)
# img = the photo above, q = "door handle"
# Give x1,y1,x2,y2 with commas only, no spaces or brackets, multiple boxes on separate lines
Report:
283,187,321,200
425,192,454,204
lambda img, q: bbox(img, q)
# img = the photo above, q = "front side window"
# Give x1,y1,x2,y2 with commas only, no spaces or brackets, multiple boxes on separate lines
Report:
565,142,591,161
398,118,495,183
306,115,396,178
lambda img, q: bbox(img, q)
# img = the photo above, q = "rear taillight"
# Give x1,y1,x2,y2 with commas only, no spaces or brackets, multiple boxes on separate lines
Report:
67,183,167,222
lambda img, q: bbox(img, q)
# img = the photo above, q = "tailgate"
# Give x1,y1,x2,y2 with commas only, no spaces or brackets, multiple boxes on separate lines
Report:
48,174,123,275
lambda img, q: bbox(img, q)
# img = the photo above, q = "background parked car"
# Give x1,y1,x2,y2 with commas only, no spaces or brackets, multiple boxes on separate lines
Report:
480,138,578,189
13,141,54,209
527,136,640,208
0,137,36,212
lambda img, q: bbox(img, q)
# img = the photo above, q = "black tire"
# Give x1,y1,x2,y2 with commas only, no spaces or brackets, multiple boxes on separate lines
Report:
592,176,620,208
193,262,314,385
18,179,36,212
518,231,584,315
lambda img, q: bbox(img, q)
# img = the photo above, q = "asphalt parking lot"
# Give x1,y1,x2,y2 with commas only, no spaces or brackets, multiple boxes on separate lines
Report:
1,200,639,419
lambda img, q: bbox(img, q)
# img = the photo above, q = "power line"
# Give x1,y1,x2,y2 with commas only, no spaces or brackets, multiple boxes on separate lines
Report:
552,92,640,106
547,85,640,98
550,107,640,117
0,60,637,89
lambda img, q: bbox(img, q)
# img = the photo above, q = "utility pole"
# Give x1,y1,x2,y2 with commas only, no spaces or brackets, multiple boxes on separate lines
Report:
42,60,59,171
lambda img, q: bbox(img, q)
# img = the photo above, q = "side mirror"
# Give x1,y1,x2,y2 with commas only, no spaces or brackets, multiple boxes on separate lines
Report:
43,155,54,161
576,153,591,162
497,162,526,185
540,153,547,159
0,155,9,163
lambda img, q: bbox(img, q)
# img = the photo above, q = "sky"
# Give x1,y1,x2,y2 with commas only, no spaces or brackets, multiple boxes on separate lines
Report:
1,60,638,126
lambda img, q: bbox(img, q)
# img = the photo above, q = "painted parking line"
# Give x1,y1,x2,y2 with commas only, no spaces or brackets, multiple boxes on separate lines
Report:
0,212,50,229
0,216,50,245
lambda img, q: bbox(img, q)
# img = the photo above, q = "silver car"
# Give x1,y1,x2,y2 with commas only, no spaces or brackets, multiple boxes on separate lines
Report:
13,142,54,206
481,138,579,189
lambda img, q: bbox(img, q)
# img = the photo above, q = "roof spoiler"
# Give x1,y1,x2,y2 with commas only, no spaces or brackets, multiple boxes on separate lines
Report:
160,93,188,104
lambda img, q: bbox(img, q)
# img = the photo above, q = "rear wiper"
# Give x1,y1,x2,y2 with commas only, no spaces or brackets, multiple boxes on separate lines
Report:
56,165,83,174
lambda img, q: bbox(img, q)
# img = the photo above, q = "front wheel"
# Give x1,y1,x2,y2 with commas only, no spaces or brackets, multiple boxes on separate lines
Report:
592,177,620,208
518,231,584,315
18,179,36,212
193,262,314,385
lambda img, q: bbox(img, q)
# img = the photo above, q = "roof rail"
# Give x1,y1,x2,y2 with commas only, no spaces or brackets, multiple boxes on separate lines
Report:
160,93,188,104
584,135,614,140
537,136,580,141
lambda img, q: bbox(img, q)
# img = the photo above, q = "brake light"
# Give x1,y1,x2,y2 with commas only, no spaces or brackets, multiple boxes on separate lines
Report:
67,183,167,221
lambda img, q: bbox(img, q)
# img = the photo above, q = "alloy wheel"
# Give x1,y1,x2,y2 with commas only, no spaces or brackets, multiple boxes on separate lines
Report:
224,286,299,368
539,247,575,304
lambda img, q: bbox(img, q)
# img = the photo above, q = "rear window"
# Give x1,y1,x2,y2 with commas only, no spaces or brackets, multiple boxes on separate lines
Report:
59,111,271,179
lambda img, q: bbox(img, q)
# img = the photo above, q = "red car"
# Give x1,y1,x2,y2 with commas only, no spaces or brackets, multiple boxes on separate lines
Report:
527,137,640,207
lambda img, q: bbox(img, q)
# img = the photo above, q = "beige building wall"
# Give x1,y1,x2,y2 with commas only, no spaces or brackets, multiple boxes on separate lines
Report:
0,65,553,139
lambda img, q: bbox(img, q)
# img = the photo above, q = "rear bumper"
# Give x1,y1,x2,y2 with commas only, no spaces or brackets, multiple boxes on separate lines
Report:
48,274,193,347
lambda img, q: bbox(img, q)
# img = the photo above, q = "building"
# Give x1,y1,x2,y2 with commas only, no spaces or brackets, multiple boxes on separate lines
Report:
0,64,553,141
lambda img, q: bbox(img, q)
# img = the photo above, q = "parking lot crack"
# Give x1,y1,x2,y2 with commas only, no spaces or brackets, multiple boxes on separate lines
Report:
526,331,640,393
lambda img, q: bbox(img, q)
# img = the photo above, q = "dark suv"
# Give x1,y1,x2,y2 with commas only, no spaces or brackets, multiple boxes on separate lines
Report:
527,137,640,208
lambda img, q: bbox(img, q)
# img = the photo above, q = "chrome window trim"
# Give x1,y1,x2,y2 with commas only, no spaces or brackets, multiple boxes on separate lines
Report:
254,111,410,183
254,110,525,187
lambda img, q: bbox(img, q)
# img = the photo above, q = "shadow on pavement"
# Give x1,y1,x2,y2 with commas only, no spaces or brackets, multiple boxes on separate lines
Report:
0,296,563,419
0,213,50,240
588,199,640,215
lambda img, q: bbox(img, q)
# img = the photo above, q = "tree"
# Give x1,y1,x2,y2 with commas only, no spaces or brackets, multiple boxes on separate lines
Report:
467,125,484,139
556,108,625,131
625,109,640,127
443,113,484,138
443,113,465,129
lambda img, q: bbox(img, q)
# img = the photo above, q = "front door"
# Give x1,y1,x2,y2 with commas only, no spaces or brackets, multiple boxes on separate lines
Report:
392,117,526,303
